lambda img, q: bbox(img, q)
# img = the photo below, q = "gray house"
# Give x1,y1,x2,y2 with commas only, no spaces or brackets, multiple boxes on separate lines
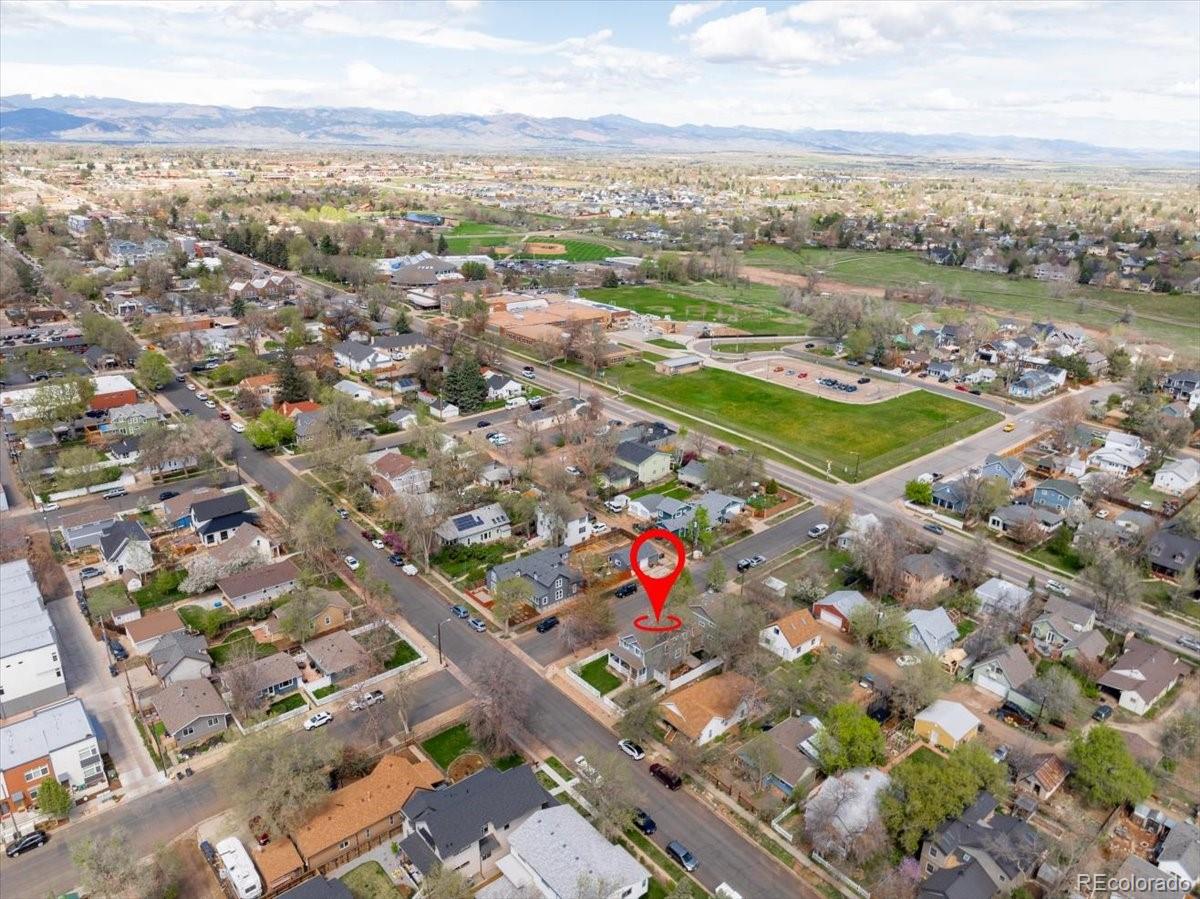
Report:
905,607,959,656
217,558,300,611
486,546,583,609
972,645,1038,714
932,480,969,515
147,631,213,684
149,679,230,748
99,520,154,576
435,503,512,547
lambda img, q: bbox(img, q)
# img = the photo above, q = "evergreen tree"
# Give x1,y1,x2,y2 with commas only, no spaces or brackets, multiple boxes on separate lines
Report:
436,234,449,254
230,295,246,318
275,347,309,404
443,354,487,413
393,306,411,334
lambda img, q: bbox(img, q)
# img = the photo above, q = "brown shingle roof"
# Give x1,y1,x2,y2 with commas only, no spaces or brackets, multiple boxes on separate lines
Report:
218,558,300,601
1098,638,1188,704
292,754,440,861
252,839,303,887
771,608,820,650
660,672,754,740
126,608,185,645
304,630,370,676
373,452,415,478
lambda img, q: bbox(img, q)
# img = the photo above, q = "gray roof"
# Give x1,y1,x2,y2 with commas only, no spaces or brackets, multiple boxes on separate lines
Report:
919,859,1000,899
403,766,553,864
148,631,212,676
1041,596,1093,630
333,340,378,363
1099,638,1187,704
436,502,510,540
0,560,56,657
982,453,1025,481
191,490,251,523
231,652,301,696
929,792,1041,881
108,401,161,422
815,590,869,618
1146,527,1200,575
99,519,151,562
678,459,707,483
990,504,1063,529
906,607,958,654
490,546,582,594
279,877,353,899
1158,820,1200,880
901,549,961,581
658,354,703,369
615,440,661,466
975,578,1032,615
303,630,370,676
372,333,425,351
294,410,325,438
977,644,1035,689
507,805,647,896
149,679,228,736
218,558,300,600
1036,478,1082,500
0,698,95,769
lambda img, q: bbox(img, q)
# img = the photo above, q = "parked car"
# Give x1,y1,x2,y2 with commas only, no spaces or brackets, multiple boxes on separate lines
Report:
468,617,487,633
219,411,231,421
565,465,582,477
40,502,60,512
1091,704,1113,722
450,605,470,619
618,739,645,760
992,744,1010,763
858,673,876,690
344,555,360,571
605,496,629,513
615,582,638,598
195,391,209,400
371,538,385,550
80,566,103,579
633,809,657,835
158,490,179,501
204,400,217,409
1045,579,1070,597
666,841,698,872
249,817,270,846
806,524,829,539
535,616,560,634
108,663,119,678
6,830,48,857
199,840,216,865
649,763,682,790
521,366,536,378
736,558,754,572
102,487,127,499
476,420,491,429
231,421,246,433
175,374,186,383
401,563,418,576
994,703,1036,729
1176,635,1200,653
923,523,945,535
590,521,610,536
336,507,349,520
857,377,871,384
303,712,333,731
895,655,918,667
388,553,405,566
107,638,128,661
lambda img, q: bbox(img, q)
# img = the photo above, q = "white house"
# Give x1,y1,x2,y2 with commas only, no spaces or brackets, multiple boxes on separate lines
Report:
1153,458,1200,496
759,609,821,662
535,502,591,547
660,672,756,745
333,340,391,373
99,520,154,576
483,371,524,402
436,503,512,546
1088,431,1149,476
480,805,649,899
974,578,1033,618
0,560,67,717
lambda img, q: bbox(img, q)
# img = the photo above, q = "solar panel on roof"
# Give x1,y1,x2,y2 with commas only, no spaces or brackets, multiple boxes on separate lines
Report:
452,514,481,531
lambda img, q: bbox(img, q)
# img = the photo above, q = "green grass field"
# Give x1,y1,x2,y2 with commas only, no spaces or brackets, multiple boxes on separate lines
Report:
421,722,476,769
581,283,804,334
516,238,614,262
577,656,622,695
448,221,518,236
647,338,688,350
599,361,1000,481
711,340,802,354
744,245,1200,352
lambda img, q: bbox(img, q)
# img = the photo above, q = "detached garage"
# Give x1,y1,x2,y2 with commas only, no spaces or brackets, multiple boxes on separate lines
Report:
812,590,869,633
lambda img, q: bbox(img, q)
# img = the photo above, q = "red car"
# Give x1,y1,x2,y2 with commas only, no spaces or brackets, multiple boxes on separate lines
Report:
955,384,968,392
219,411,231,420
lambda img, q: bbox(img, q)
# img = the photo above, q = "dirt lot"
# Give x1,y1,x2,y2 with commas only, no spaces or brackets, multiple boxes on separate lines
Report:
740,265,888,298
733,356,915,404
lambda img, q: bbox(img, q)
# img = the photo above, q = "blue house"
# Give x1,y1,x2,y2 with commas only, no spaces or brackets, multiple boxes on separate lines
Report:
1032,478,1082,513
979,454,1025,489
932,480,968,514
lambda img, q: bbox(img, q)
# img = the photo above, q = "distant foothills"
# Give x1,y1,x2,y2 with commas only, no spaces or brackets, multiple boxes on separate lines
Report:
1,93,1195,166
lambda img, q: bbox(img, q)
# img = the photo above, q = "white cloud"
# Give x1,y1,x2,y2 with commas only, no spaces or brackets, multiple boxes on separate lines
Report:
445,0,481,10
668,1,725,28
688,8,836,67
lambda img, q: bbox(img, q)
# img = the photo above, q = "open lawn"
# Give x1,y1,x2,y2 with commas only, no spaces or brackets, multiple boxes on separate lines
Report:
341,861,402,899
87,582,131,619
131,569,188,610
448,221,518,236
421,722,475,770
267,693,307,716
744,245,1200,353
444,233,515,255
577,656,622,695
647,338,688,350
384,639,420,669
582,283,803,335
712,340,802,354
600,360,1000,481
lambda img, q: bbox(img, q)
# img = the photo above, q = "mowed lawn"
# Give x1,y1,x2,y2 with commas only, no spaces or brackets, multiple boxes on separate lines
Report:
516,238,614,262
743,245,1200,351
581,284,803,335
603,362,1000,481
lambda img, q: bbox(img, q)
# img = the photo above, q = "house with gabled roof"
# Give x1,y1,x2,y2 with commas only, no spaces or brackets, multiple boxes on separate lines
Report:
486,546,582,610
1098,637,1188,716
1013,753,1070,800
1154,458,1200,497
149,679,229,748
147,631,212,684
612,441,671,485
914,700,980,750
1031,478,1083,514
660,671,757,745
918,792,1042,896
99,519,153,576
1030,596,1097,656
125,608,186,654
975,578,1032,618
899,549,960,604
759,609,821,662
218,558,300,611
739,714,822,798
435,503,511,547
905,607,958,656
812,590,869,632
191,490,255,546
980,454,1025,489
972,644,1038,714
368,451,431,497
1145,526,1200,579
333,340,391,373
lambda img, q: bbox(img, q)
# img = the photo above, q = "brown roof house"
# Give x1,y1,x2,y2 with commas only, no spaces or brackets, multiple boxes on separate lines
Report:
293,753,441,870
758,609,822,663
899,549,960,604
1014,754,1070,800
252,840,305,895
149,679,230,748
1098,638,1188,716
368,452,432,497
660,672,757,745
218,558,301,612
251,588,352,649
125,608,186,655
304,630,372,686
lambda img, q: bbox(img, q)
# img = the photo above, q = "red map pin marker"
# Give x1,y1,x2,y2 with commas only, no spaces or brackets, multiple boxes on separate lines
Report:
630,528,686,632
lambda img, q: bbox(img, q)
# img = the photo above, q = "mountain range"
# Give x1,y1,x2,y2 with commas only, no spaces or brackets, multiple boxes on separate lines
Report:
1,94,1194,166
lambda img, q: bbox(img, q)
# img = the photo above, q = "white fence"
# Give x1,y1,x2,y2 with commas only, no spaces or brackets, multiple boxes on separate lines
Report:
565,650,622,714
810,852,871,899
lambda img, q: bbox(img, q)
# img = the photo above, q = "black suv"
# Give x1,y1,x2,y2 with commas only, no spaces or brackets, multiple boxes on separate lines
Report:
649,763,683,790
535,616,560,634
615,583,638,598
5,830,48,857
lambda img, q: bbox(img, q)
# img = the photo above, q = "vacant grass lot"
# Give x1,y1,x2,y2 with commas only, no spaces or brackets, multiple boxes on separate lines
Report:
647,338,687,350
745,245,1200,351
582,283,803,334
601,361,999,481
448,221,518,236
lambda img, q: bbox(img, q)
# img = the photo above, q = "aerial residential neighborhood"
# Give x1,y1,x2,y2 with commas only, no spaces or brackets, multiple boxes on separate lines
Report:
1,4,1199,899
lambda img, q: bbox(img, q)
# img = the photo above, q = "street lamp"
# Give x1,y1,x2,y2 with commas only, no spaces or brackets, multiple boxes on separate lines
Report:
435,617,452,667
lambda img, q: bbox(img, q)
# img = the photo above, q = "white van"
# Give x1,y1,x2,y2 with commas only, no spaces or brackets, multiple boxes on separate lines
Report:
216,838,262,899
605,494,629,513
505,396,528,409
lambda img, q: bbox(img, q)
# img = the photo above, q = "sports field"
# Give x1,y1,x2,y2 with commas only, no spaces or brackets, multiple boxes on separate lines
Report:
515,238,613,262
600,361,1000,481
444,221,520,254
581,283,805,335
744,245,1200,352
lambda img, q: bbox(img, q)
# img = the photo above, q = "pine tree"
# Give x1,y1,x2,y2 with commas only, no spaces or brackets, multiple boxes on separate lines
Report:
230,295,246,318
444,355,487,413
394,306,411,334
275,347,308,404
436,234,449,254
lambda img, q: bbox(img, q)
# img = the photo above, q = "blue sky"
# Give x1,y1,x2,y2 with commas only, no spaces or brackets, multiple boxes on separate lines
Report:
2,0,1198,150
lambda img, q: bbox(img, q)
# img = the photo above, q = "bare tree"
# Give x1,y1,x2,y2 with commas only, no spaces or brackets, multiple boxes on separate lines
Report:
805,776,888,863
849,520,913,598
891,654,952,719
1079,546,1141,623
574,751,638,839
221,727,336,837
492,577,534,636
389,491,451,571
1041,396,1085,452
423,864,473,899
222,640,267,721
560,589,616,652
819,498,853,548
468,654,529,756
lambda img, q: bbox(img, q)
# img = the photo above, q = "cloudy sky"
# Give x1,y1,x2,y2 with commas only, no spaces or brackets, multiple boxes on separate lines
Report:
2,0,1198,150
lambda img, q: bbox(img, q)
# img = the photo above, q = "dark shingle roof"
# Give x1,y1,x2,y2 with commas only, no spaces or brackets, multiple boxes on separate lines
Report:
918,859,1000,899
191,490,251,523
616,441,660,466
99,520,150,561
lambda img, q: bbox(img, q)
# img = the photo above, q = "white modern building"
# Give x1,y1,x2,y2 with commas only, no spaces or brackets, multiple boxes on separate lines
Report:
0,560,67,717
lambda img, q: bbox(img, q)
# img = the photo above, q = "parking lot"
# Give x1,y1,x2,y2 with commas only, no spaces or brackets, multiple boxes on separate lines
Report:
735,355,915,404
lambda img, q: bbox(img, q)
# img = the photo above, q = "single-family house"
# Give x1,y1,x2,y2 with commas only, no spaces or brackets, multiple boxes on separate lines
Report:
147,631,212,683
207,522,275,568
606,628,696,689
1145,527,1200,579
231,653,302,705
483,372,524,402
812,590,869,633
387,407,418,430
106,401,162,435
694,490,745,524
149,679,230,748
333,379,387,406
0,698,106,811
424,397,459,420
398,766,554,881
252,589,352,648
739,714,822,798
237,373,278,406
905,607,959,656
931,480,969,515
1009,371,1059,399
1031,478,1083,513
99,520,154,576
758,609,822,662
975,578,1033,618
836,512,880,550
1154,458,1200,496
980,454,1026,489
480,805,649,899
1088,431,1149,476
294,754,442,871
218,558,301,611
333,340,391,373
191,491,255,546
928,361,959,380
899,550,960,604
162,487,223,529
676,459,708,489
1030,597,1097,656
60,509,118,552
535,501,591,547
613,441,672,485
987,504,1063,536
1098,638,1187,716
486,546,583,610
660,672,756,745
919,792,1042,896
1156,820,1200,892
435,503,511,547
125,608,186,655
914,700,981,750
304,630,372,685
972,645,1038,714
369,452,431,497
1163,369,1200,400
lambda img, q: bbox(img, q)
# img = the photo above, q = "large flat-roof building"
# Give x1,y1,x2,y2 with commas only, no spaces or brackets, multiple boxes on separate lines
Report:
0,560,67,717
